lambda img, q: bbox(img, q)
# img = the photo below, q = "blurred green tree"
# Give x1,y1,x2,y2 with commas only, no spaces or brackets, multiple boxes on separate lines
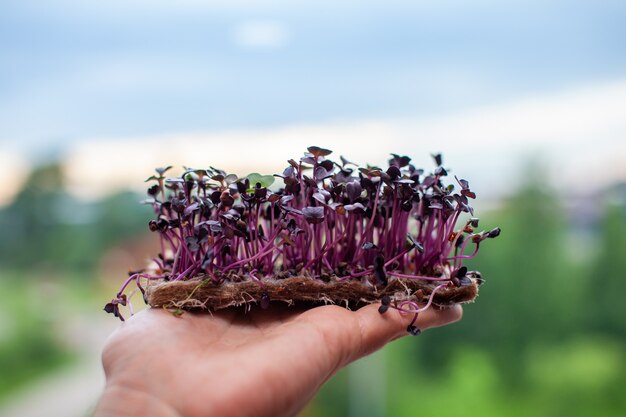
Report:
587,187,626,338
410,160,582,381
0,163,148,272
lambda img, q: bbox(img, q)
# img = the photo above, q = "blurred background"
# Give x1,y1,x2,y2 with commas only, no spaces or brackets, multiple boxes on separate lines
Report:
1,1,625,416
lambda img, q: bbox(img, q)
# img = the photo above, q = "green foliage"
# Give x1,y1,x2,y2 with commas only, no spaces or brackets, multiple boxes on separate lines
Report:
309,169,626,416
0,277,73,403
0,163,149,271
587,202,626,337
0,327,71,402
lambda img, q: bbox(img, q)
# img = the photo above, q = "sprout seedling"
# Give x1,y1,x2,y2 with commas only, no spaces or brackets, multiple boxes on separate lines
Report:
105,147,499,335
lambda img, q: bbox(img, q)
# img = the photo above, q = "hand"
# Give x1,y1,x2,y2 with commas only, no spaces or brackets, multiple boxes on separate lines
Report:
94,303,462,417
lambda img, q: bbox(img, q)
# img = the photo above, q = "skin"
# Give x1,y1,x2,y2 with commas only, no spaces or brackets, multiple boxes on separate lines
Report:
94,303,462,417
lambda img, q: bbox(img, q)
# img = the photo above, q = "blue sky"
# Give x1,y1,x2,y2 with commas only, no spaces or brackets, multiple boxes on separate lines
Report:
1,0,625,152
0,0,625,205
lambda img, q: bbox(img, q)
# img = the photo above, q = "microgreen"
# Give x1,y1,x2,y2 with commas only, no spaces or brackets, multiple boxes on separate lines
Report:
106,147,499,329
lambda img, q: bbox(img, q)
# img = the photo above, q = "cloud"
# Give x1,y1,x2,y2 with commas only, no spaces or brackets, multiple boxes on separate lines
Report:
52,77,626,202
231,20,290,50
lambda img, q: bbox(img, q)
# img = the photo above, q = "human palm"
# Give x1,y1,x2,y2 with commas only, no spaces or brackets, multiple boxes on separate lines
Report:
95,303,462,417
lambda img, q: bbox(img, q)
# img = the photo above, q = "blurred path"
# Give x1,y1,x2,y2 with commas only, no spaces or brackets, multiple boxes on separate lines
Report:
0,315,117,417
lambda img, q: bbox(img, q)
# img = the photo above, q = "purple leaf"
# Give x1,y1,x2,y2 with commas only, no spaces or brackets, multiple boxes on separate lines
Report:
307,146,333,157
303,206,325,224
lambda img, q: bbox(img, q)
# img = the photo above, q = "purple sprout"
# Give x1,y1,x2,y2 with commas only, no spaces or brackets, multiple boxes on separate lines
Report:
105,147,499,331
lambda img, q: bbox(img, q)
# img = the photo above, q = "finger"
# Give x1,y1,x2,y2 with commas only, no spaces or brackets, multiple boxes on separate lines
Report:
353,303,463,359
291,303,462,372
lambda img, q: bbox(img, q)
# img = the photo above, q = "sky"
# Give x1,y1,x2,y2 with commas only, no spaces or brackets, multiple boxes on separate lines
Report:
1,0,625,204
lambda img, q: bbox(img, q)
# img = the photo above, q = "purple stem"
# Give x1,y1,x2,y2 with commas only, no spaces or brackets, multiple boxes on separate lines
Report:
174,263,196,281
